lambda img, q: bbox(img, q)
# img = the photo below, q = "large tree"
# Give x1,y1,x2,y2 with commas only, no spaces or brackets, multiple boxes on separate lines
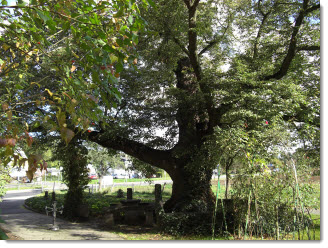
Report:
88,0,320,213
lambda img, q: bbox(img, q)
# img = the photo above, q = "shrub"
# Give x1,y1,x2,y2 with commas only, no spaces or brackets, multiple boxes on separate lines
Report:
116,189,124,198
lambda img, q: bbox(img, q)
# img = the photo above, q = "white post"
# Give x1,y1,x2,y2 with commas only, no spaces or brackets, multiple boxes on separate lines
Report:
41,176,43,192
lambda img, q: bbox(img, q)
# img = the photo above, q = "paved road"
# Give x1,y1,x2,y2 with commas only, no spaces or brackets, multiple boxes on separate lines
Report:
0,189,123,240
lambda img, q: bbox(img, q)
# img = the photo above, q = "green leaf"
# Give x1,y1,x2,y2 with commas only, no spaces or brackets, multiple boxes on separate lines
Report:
128,15,133,25
147,0,155,7
36,10,50,22
114,8,124,18
115,62,123,73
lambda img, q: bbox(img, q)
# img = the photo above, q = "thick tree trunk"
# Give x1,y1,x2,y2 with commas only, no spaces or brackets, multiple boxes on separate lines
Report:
163,153,216,213
58,139,89,219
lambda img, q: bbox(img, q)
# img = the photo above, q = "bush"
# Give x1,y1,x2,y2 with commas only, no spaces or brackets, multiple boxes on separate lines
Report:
158,199,237,236
116,189,124,198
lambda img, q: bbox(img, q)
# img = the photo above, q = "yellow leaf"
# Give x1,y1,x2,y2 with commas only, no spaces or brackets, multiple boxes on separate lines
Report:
71,65,76,72
60,127,75,144
53,96,61,102
45,88,53,97
10,49,15,59
72,52,79,58
56,111,66,127
2,44,10,51
31,82,40,88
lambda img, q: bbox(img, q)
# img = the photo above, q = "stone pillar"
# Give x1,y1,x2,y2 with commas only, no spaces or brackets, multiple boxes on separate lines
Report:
52,191,56,202
127,188,133,200
155,184,162,204
154,184,163,224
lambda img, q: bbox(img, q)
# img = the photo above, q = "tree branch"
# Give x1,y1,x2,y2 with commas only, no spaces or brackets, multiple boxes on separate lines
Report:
198,24,230,56
172,37,190,56
88,131,173,171
262,0,312,81
253,7,271,59
185,0,201,80
305,4,320,14
296,45,320,52
183,0,191,9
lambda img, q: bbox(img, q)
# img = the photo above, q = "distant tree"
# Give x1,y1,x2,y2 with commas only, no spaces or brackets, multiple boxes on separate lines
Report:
87,142,124,188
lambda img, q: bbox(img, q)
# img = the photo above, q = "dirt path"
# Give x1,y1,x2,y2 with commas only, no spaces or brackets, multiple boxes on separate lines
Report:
0,189,124,240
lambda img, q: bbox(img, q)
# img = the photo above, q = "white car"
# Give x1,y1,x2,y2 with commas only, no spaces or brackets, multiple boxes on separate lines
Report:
113,174,129,179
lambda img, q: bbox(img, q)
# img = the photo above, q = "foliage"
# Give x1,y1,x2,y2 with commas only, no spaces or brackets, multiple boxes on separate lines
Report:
230,154,319,239
116,188,124,198
87,142,124,179
158,211,213,236
0,165,10,200
128,157,162,179
0,0,152,174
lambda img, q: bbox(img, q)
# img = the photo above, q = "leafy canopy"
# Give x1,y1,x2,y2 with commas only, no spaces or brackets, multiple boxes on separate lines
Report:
0,0,153,176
